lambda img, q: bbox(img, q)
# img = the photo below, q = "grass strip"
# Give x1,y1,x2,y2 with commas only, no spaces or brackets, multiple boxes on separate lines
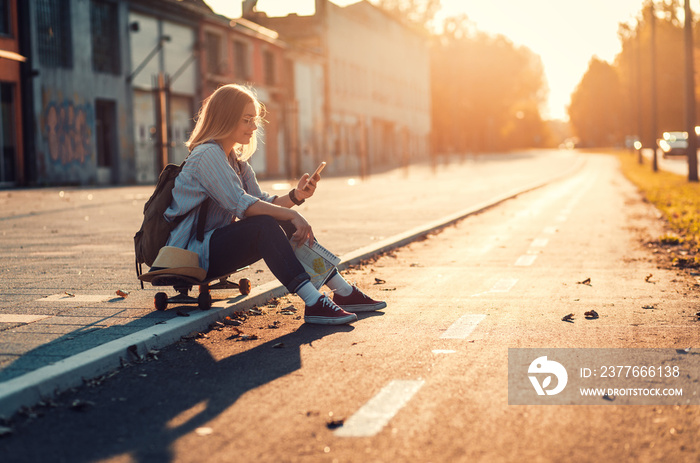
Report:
617,151,700,265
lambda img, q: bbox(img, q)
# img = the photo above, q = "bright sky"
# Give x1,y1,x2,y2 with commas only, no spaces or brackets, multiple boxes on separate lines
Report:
206,0,646,121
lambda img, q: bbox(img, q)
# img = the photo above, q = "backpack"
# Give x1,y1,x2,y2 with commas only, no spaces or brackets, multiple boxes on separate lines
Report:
134,161,210,284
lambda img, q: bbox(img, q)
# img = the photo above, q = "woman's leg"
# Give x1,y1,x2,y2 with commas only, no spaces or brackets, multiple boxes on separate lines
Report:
208,215,359,325
326,268,388,313
207,215,308,293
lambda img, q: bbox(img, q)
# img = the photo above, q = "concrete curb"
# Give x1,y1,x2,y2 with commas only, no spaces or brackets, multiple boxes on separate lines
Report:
0,157,584,418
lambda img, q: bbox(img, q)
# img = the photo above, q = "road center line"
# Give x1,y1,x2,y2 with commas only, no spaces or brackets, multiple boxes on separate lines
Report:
514,254,538,266
490,278,518,292
470,278,518,297
334,379,425,437
0,314,51,323
530,238,549,248
441,314,486,339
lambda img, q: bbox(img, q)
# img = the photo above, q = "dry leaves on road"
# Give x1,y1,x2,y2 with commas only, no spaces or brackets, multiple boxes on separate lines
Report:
577,278,591,286
223,316,242,326
278,305,297,315
326,418,345,429
70,399,95,412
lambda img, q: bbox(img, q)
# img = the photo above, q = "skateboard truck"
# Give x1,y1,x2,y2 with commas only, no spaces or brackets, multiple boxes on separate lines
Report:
149,272,251,311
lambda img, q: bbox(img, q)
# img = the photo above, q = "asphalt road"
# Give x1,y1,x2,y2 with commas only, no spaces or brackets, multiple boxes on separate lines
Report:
0,149,577,386
1,153,698,462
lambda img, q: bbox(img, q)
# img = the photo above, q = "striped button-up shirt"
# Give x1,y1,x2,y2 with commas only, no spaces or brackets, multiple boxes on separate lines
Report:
164,142,276,271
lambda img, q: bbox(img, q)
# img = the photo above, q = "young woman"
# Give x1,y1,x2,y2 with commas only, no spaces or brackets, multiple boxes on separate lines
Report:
164,84,386,325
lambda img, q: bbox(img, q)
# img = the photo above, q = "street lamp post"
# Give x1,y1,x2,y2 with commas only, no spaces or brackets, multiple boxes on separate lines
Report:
685,0,699,182
650,0,659,173
636,26,644,164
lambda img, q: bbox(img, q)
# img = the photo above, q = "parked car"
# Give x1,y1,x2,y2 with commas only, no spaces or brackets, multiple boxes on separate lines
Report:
658,131,688,158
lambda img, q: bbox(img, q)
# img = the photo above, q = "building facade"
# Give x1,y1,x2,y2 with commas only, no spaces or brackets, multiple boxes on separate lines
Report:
248,0,431,176
200,14,288,177
22,0,134,185
5,0,431,186
128,0,202,183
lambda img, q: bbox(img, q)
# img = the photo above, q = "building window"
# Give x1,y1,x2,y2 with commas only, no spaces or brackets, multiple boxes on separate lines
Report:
234,40,250,81
263,50,275,85
205,31,222,75
91,0,120,74
0,0,10,36
36,0,72,68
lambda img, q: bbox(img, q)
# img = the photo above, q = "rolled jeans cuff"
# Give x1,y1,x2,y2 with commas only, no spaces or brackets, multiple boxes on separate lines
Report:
289,273,312,294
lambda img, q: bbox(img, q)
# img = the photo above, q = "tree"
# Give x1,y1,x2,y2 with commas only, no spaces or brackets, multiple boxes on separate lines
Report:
368,0,441,30
431,14,550,153
569,58,625,147
571,1,688,147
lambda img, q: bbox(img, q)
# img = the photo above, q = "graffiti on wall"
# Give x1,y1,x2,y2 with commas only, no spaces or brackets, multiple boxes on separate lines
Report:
42,91,94,166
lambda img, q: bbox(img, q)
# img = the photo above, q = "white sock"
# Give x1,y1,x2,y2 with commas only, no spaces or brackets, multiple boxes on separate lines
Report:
295,281,323,305
325,272,353,297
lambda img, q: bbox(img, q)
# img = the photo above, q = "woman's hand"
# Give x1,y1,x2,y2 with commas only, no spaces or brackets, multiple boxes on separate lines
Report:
294,170,321,201
244,200,313,246
290,210,314,247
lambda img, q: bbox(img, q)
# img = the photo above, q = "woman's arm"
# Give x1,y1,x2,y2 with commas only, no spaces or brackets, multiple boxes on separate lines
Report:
244,200,314,246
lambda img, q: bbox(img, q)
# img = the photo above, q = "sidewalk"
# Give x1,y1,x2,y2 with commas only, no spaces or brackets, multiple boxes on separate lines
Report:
639,147,692,176
0,150,582,417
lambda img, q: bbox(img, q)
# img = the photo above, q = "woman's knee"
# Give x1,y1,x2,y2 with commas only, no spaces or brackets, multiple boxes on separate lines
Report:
245,215,288,240
246,215,278,228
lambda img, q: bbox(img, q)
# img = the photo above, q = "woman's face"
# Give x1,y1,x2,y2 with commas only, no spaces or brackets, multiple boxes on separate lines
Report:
231,102,259,146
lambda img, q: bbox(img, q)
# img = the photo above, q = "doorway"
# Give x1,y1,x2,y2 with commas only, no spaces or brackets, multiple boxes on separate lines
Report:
0,83,17,185
95,99,117,184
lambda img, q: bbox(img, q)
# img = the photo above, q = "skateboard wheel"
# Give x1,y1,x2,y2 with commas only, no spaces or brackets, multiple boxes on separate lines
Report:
198,291,212,310
239,278,252,295
154,292,168,311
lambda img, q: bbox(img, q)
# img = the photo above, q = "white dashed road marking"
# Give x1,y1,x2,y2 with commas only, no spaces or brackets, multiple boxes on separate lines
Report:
514,255,538,267
0,314,50,323
489,278,519,292
334,380,425,437
441,314,486,339
531,238,549,248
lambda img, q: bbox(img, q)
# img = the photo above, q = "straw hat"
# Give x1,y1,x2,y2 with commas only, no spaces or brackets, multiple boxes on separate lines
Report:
139,246,206,282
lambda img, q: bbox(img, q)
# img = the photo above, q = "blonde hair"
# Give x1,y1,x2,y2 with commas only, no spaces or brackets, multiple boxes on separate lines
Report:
185,84,265,161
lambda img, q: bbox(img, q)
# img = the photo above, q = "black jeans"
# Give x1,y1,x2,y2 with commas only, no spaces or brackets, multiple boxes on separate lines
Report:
207,215,310,293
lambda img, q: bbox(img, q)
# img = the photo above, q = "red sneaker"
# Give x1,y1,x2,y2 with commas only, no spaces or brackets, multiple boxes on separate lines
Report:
333,286,387,313
304,295,358,325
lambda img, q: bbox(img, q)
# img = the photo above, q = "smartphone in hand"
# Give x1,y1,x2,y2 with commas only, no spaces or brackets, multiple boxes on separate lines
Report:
305,161,326,188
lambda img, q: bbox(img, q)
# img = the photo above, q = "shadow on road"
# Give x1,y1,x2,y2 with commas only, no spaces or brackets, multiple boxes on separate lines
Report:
2,323,353,463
